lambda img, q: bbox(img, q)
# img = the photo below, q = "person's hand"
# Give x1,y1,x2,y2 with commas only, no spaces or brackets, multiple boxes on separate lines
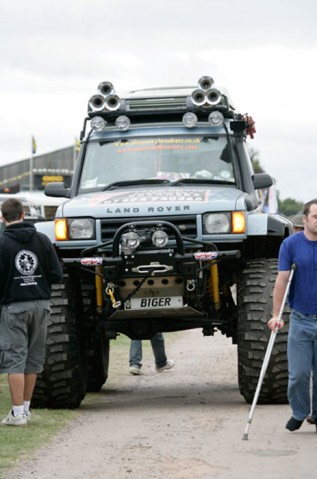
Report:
267,316,284,331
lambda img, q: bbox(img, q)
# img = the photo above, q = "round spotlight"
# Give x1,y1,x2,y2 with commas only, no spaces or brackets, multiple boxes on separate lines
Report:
182,112,198,128
115,115,131,131
152,230,168,248
122,231,140,250
208,111,224,126
91,116,107,130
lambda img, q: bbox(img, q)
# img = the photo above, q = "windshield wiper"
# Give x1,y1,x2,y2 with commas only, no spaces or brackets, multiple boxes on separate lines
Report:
170,178,236,186
102,179,170,191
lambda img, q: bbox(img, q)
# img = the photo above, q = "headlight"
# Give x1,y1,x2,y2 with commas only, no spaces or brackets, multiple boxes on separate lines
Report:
203,213,230,234
68,218,95,239
203,212,246,234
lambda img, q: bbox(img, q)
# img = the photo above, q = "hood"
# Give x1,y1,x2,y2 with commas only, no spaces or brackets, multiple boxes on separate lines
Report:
58,186,247,218
3,221,37,244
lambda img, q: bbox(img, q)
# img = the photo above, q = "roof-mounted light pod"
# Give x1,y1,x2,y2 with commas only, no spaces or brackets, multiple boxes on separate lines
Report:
104,94,121,111
205,88,222,106
190,89,206,106
115,115,131,131
182,112,198,128
198,75,214,91
208,111,224,126
91,116,107,130
88,94,105,112
98,81,114,96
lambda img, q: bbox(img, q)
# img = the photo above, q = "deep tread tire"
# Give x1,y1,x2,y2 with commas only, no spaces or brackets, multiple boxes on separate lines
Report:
32,273,87,409
86,333,110,392
81,273,110,392
237,259,289,404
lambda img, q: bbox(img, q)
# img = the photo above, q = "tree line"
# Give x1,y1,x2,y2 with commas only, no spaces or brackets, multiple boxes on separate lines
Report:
250,148,304,217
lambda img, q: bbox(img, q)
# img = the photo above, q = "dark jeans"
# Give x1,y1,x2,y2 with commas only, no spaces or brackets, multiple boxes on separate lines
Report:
129,332,167,369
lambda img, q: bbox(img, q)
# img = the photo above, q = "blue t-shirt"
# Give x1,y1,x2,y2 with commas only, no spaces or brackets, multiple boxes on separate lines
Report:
278,231,317,314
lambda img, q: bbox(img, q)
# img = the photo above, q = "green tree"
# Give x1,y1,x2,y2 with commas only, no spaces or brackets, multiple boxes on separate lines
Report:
278,198,304,217
249,148,264,173
248,147,305,215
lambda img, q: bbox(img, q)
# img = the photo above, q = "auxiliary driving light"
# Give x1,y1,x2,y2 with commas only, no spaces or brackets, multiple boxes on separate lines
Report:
182,112,198,128
122,231,141,251
115,115,131,131
91,116,107,130
208,111,224,126
152,230,168,248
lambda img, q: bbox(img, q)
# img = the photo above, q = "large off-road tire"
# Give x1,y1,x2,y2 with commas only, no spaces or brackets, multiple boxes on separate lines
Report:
81,273,110,392
32,272,87,409
237,258,289,404
86,332,110,392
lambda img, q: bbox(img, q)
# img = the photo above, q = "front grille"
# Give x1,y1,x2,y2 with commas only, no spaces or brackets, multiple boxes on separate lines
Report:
100,215,197,243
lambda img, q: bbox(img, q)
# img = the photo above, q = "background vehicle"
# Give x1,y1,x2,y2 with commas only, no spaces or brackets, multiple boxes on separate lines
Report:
33,76,292,408
0,194,44,234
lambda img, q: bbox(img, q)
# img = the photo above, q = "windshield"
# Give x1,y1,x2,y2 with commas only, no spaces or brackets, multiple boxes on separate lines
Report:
79,135,236,192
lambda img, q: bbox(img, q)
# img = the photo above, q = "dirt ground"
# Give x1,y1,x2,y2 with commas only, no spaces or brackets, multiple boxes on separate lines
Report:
8,329,317,479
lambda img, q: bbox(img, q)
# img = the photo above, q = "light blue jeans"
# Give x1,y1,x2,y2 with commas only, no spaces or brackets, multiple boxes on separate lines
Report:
288,310,317,420
129,332,167,369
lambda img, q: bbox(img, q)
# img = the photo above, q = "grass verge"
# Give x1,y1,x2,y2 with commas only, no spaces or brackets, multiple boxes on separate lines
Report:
0,331,178,477
0,374,77,478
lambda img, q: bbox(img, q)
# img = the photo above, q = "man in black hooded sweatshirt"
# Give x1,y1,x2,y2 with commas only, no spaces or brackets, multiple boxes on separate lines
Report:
0,198,63,426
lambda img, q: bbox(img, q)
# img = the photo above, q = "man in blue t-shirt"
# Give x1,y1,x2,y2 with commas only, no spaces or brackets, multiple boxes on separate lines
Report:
268,198,317,432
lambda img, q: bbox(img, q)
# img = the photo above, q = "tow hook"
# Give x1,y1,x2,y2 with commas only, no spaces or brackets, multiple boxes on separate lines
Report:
106,283,121,308
186,280,196,292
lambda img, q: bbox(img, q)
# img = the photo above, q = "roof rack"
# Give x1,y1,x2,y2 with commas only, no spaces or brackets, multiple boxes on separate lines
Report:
87,75,235,120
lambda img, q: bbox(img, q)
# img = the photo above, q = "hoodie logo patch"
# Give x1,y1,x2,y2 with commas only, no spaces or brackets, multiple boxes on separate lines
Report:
15,250,38,276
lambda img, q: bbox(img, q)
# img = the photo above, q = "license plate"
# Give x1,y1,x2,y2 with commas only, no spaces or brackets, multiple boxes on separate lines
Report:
126,296,183,310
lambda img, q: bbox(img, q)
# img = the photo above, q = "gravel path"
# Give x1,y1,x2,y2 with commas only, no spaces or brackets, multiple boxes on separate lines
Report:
8,329,317,479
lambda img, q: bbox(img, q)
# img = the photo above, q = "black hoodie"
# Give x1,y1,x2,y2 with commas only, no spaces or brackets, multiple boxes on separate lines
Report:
0,221,63,305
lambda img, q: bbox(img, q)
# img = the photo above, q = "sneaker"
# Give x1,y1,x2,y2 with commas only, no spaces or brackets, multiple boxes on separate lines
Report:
286,417,303,431
156,359,175,372
25,411,32,422
1,410,27,426
129,365,142,375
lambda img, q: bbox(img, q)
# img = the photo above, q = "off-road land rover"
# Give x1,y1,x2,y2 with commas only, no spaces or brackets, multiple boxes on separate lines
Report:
33,76,292,408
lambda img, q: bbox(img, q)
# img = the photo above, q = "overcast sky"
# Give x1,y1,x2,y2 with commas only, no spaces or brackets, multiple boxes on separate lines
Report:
1,0,316,203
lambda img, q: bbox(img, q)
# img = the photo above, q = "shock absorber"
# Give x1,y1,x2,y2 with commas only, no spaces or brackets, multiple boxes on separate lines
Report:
209,261,220,310
95,265,103,313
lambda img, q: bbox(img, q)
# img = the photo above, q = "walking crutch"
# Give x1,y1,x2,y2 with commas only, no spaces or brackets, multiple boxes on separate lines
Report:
242,263,296,440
